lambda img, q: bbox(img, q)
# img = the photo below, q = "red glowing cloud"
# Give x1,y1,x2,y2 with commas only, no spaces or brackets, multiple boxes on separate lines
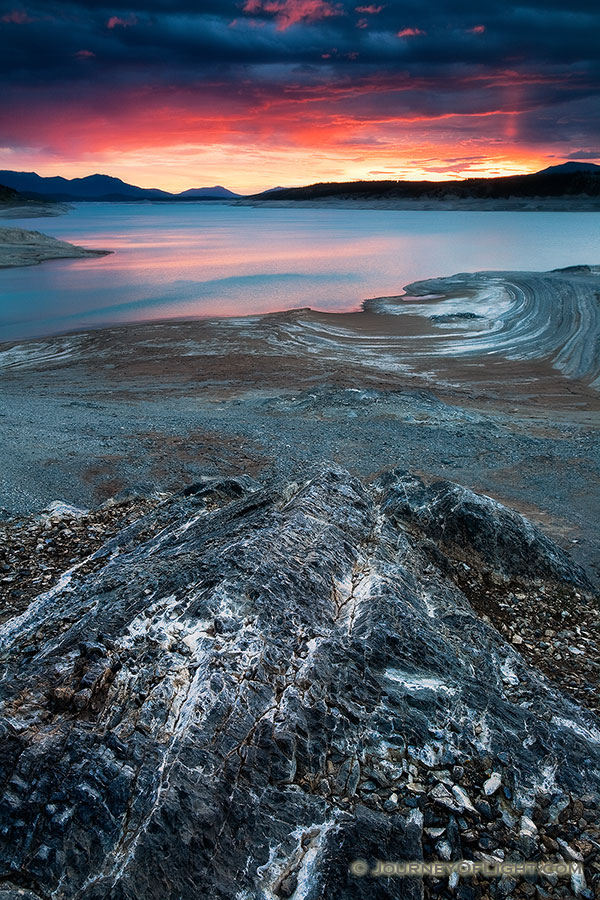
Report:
1,1,596,193
107,14,137,29
0,62,584,192
243,0,343,30
397,27,425,38
1,8,32,23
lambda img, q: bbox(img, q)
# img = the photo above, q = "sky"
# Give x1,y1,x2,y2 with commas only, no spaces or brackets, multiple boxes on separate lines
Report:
0,0,599,193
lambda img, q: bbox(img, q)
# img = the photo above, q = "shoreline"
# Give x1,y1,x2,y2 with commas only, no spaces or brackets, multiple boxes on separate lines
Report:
2,252,599,895
236,196,600,211
1,264,598,588
0,225,111,268
0,199,70,218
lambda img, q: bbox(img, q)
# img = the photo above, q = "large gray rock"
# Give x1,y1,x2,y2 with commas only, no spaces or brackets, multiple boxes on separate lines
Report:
0,468,597,899
377,470,589,587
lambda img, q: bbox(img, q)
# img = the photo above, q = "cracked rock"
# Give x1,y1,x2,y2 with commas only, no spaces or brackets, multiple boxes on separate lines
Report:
0,467,598,899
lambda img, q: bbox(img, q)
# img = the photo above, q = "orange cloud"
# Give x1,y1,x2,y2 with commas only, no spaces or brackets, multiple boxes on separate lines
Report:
1,61,587,193
467,24,486,34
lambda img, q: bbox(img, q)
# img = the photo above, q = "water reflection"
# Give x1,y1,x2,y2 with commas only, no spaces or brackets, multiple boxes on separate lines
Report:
0,202,599,340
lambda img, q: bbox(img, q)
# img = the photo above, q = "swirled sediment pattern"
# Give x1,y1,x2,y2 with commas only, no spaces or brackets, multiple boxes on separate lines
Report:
0,266,598,393
370,266,600,385
263,265,600,389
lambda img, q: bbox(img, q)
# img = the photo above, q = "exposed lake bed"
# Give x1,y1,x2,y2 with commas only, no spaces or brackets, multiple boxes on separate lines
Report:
1,262,599,587
0,224,110,268
0,204,598,583
1,201,600,898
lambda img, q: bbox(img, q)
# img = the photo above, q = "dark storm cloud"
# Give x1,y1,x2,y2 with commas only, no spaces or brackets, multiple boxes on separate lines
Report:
1,1,598,80
0,0,598,160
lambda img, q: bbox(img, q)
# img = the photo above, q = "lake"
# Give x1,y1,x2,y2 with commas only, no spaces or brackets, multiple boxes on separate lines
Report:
1,202,600,341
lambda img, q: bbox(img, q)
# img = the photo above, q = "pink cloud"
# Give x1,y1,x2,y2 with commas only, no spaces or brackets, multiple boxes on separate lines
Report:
107,14,137,29
1,9,32,23
356,17,368,28
397,27,425,38
74,49,95,59
243,0,343,30
467,24,486,34
355,4,383,12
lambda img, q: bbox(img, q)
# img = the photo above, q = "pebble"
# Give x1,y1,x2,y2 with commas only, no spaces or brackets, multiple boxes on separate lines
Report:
483,773,502,795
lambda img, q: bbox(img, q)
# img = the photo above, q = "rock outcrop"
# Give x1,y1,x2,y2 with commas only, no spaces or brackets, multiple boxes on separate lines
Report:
0,468,598,899
0,227,109,267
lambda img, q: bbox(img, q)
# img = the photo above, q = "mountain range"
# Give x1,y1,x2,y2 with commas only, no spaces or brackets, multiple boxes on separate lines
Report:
247,161,600,202
536,161,600,176
0,171,241,201
0,161,598,203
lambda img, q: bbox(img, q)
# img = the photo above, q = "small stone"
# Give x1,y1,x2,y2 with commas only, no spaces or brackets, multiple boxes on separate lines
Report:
407,782,426,794
360,780,377,793
425,827,446,838
541,835,559,852
475,799,493,820
520,815,538,837
431,783,463,812
436,839,452,860
556,838,584,861
434,769,454,786
452,785,478,814
383,792,398,811
483,773,502,795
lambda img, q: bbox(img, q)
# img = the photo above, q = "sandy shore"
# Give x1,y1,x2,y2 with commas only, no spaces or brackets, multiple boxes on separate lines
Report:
0,225,111,268
1,265,598,586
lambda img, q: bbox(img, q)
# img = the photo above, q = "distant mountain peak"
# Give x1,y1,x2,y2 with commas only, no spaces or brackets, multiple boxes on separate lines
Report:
177,186,241,198
536,161,600,176
0,170,243,201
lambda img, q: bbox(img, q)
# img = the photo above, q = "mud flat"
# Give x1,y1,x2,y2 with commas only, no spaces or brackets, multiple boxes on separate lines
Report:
0,225,110,268
0,265,598,584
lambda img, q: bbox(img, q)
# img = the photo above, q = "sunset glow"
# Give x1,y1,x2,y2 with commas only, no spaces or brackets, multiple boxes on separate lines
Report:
1,1,598,193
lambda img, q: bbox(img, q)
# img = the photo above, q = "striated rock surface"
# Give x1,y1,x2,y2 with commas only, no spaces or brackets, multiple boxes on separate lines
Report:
0,468,598,899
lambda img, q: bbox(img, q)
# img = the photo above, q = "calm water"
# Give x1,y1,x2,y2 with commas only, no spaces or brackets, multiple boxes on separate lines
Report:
1,202,600,341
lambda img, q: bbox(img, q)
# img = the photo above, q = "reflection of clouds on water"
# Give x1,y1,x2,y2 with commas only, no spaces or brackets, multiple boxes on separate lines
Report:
2,203,600,342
